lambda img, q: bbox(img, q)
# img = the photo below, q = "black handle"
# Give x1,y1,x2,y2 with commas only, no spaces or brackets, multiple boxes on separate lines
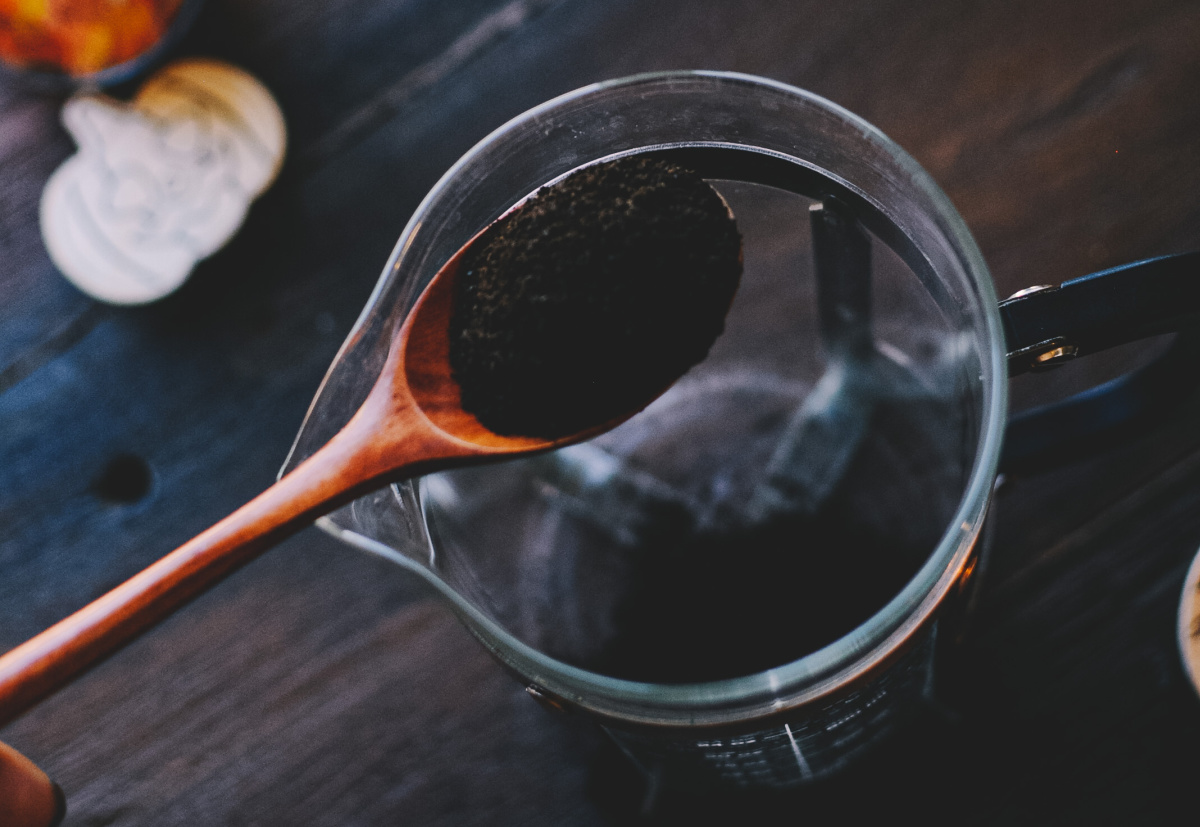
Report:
1000,252,1200,472
1002,252,1200,374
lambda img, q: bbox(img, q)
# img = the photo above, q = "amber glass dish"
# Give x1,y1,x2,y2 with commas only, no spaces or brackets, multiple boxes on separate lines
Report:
0,0,201,86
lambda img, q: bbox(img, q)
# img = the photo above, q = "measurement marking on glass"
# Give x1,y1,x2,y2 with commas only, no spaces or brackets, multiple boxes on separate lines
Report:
783,723,814,781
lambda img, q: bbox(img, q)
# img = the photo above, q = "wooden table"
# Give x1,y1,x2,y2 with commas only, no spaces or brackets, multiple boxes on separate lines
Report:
4,1,1200,823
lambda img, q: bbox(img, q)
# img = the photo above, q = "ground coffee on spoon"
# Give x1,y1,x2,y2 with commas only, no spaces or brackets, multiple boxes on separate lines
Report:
448,155,743,439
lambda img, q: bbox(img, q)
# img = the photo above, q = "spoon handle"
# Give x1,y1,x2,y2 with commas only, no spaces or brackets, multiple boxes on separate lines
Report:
0,411,392,729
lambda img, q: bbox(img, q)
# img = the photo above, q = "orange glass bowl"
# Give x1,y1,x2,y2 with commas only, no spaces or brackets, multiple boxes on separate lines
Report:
0,0,201,85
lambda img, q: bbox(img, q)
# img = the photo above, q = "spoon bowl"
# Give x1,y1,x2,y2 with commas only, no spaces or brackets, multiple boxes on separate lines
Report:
394,243,586,451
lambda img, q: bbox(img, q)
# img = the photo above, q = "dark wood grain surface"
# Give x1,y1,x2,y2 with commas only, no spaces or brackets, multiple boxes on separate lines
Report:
3,1,1200,824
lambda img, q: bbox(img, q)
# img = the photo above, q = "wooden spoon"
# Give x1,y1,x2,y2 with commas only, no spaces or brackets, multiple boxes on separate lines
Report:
0,238,640,729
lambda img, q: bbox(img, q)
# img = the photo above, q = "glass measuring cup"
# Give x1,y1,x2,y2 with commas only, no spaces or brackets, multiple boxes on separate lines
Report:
281,72,1199,788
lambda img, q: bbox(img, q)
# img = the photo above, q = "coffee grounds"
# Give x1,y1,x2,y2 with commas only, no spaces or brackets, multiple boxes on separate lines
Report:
448,155,742,439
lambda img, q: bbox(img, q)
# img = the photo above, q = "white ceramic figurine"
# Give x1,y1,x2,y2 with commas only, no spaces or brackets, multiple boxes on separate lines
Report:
40,58,287,305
